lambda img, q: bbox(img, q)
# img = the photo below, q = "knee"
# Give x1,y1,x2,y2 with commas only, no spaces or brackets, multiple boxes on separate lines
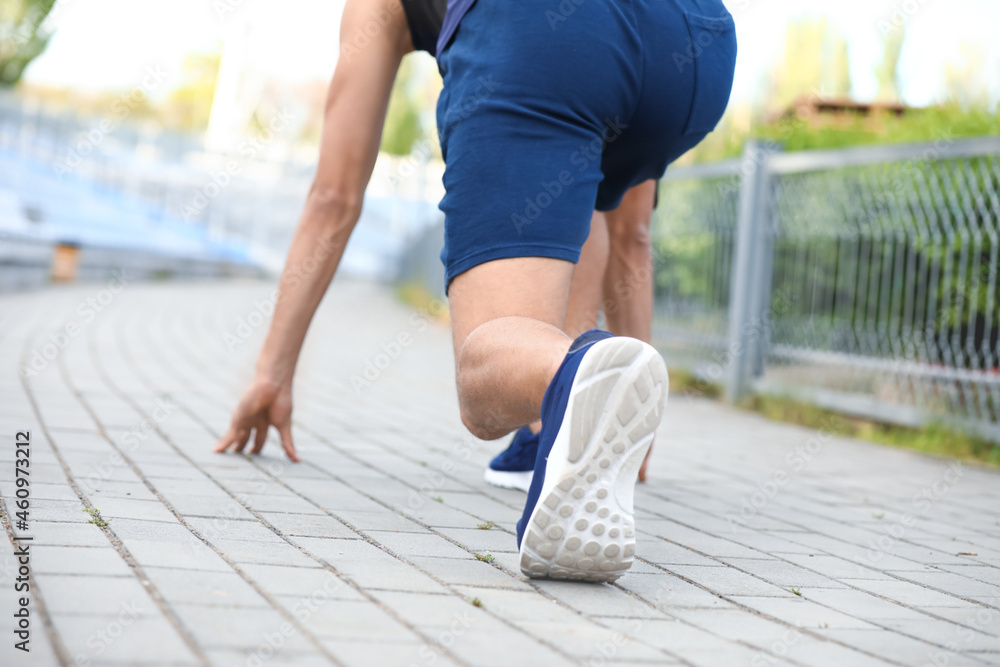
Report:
455,334,514,441
608,216,651,252
456,384,507,441
455,334,495,440
459,406,504,441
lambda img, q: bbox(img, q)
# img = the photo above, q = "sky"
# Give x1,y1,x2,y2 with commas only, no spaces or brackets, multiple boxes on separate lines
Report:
23,0,1000,109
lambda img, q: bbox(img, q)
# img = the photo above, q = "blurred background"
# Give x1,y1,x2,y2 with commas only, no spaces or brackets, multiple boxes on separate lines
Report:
2,0,999,454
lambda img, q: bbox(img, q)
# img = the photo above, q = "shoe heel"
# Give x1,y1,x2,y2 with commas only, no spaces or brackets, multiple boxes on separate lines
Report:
520,339,667,582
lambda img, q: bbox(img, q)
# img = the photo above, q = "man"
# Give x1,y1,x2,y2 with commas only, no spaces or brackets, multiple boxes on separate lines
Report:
485,180,660,492
215,0,736,582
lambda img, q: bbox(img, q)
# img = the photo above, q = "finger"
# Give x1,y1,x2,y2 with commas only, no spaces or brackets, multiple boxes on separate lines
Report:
213,427,236,454
277,422,300,463
233,428,252,453
251,421,269,454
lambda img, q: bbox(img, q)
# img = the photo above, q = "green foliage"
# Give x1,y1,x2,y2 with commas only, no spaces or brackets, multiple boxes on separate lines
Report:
395,282,449,323
162,52,222,132
739,394,1000,468
83,507,109,527
653,233,725,302
0,0,57,86
689,104,1000,163
668,367,723,400
756,104,1000,154
381,57,424,156
474,553,495,563
686,20,998,164
875,25,905,102
669,371,999,466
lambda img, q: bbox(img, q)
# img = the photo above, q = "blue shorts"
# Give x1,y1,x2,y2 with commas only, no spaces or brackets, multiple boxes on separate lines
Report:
436,0,737,290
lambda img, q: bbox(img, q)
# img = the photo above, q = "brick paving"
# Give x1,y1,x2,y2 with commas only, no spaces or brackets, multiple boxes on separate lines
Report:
0,279,998,667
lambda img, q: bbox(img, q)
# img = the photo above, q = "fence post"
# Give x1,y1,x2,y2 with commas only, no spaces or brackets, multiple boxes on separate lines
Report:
725,141,777,403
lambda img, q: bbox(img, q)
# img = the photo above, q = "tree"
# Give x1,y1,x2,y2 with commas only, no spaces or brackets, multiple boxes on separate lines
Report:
875,25,905,102
831,40,851,99
0,0,57,87
944,44,989,109
767,19,852,112
162,52,222,132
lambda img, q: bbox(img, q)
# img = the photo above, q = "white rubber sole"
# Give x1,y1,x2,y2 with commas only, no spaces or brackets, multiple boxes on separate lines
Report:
484,468,533,493
519,338,668,583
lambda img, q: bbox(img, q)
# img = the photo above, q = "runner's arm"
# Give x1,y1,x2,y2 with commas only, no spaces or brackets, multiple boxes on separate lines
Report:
258,0,413,384
214,0,413,460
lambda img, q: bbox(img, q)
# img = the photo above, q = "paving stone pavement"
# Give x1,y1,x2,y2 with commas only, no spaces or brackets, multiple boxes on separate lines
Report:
0,279,999,667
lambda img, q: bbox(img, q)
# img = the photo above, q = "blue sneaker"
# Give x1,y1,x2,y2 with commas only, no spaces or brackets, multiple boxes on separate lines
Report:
517,330,668,582
484,426,539,492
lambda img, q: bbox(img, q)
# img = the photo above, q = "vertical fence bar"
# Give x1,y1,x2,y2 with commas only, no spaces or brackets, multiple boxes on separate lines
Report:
725,141,777,403
749,185,776,380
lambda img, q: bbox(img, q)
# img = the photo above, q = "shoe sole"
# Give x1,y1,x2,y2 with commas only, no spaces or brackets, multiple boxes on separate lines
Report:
519,338,667,583
484,468,533,493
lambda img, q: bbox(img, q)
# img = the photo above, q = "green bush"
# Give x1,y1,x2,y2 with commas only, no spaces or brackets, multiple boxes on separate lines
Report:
704,104,1000,160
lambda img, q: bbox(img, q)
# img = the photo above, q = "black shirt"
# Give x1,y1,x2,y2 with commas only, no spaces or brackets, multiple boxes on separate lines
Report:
401,0,448,55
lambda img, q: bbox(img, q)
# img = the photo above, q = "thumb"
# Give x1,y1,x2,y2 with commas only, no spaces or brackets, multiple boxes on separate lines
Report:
277,422,300,463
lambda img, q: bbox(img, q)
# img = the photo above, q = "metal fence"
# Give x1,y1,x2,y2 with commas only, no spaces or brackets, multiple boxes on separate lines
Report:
653,136,1000,442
